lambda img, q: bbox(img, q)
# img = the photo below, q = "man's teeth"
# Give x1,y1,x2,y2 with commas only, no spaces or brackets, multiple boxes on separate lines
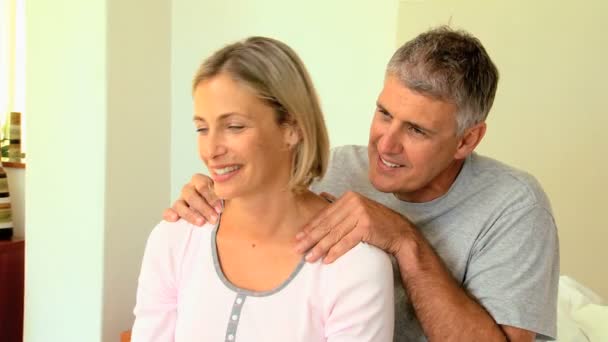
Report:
381,157,402,168
215,166,240,175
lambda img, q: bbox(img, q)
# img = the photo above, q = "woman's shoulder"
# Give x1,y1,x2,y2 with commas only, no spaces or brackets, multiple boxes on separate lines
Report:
333,243,392,273
317,243,393,287
312,242,395,337
145,219,215,256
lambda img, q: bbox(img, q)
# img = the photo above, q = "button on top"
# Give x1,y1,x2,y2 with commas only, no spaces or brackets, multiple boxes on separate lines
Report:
232,314,238,321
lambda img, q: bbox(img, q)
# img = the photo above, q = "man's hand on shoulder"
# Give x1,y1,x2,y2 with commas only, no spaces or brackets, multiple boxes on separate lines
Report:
162,173,223,226
295,191,413,263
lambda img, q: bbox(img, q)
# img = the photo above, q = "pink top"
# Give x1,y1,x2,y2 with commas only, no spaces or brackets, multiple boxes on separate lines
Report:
132,220,394,341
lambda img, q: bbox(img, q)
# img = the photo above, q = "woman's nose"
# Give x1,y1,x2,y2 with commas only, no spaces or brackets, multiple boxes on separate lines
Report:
201,131,227,160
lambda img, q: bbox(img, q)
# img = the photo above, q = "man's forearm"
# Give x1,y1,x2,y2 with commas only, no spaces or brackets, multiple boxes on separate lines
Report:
395,234,507,342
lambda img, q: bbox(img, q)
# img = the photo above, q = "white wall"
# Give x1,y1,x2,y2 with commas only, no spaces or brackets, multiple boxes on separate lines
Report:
170,0,399,199
397,0,608,298
25,0,170,341
25,0,107,340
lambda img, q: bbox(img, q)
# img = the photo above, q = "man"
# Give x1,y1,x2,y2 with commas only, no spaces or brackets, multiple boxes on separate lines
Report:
165,27,559,341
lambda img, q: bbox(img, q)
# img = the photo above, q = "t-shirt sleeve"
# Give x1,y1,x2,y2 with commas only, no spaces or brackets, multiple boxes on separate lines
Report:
464,205,559,340
131,222,180,342
322,243,395,342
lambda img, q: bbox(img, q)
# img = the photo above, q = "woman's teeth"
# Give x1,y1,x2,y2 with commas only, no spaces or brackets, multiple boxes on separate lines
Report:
215,165,241,175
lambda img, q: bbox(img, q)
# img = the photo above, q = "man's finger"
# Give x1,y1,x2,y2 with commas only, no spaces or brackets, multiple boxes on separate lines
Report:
298,194,348,237
304,214,358,262
294,199,353,253
182,185,219,224
295,222,331,254
172,199,205,226
196,179,223,215
189,173,222,214
323,230,361,264
319,192,337,203
162,208,179,222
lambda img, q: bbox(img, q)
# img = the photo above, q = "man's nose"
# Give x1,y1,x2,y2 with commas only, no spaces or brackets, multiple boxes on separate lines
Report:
377,124,403,155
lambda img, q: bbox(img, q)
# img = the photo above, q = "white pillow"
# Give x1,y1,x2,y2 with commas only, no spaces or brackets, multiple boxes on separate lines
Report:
557,276,607,342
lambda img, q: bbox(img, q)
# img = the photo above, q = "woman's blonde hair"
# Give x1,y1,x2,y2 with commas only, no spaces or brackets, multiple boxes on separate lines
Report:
192,37,329,193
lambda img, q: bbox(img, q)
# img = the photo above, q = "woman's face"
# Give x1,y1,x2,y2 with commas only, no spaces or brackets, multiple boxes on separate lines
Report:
193,73,296,200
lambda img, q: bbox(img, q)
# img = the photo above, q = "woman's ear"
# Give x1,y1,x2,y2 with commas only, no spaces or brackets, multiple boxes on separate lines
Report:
283,124,302,149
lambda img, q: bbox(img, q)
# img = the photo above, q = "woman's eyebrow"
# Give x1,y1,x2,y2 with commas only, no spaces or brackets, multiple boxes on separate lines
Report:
193,112,252,122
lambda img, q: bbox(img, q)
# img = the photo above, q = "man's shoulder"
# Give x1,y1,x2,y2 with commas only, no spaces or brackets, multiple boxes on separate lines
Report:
466,153,552,211
312,145,373,196
329,144,368,167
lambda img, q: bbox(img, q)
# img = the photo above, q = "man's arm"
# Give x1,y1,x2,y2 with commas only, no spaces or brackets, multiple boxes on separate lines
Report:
295,191,536,342
393,226,534,342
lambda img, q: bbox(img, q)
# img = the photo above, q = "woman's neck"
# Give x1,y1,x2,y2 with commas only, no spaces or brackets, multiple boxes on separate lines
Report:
219,189,324,242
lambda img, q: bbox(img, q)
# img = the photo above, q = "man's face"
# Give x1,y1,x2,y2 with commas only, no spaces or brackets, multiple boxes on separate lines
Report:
368,75,465,202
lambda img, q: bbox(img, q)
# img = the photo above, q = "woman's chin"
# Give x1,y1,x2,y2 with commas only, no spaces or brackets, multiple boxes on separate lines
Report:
213,187,237,201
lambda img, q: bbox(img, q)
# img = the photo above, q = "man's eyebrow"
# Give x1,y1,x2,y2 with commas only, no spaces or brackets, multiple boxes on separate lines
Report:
376,102,437,135
376,102,391,115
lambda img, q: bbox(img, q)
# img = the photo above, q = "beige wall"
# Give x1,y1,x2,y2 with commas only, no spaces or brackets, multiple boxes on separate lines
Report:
103,0,171,339
398,0,608,297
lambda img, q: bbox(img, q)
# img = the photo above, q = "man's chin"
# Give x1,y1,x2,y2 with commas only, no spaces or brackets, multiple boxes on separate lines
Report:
368,172,400,194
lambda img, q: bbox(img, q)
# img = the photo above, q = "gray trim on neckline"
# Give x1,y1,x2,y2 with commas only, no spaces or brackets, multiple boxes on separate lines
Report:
211,223,305,297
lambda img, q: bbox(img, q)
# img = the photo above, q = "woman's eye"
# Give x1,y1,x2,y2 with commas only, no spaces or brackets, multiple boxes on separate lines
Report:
228,125,245,131
196,127,208,134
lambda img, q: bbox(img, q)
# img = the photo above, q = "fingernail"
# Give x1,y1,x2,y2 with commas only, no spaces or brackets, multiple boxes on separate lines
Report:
295,232,305,240
209,214,218,224
214,203,222,214
305,251,314,262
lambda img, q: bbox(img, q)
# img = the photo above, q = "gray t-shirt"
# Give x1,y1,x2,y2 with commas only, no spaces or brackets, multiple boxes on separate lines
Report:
311,145,559,341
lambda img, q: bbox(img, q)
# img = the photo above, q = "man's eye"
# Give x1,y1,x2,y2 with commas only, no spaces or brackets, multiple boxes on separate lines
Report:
196,127,208,134
409,126,426,136
377,109,391,120
228,125,245,131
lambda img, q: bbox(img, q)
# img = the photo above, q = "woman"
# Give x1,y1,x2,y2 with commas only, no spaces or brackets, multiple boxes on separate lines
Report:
132,37,394,341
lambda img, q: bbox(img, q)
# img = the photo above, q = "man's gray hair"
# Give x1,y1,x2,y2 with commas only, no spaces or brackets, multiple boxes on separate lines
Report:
387,26,499,134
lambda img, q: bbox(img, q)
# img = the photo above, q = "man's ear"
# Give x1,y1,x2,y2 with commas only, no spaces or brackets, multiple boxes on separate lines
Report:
454,122,486,159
